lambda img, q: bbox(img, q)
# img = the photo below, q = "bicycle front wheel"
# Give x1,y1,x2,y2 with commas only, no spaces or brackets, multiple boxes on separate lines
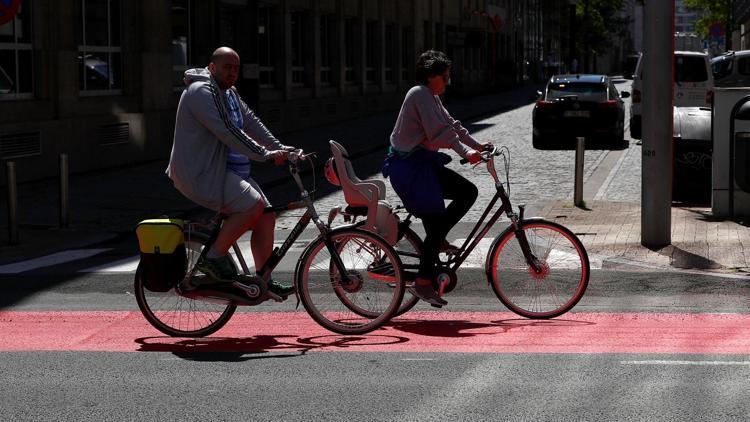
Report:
135,231,236,337
296,228,405,335
487,219,589,319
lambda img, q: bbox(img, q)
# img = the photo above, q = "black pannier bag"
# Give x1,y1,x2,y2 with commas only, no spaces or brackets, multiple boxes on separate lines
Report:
135,219,187,292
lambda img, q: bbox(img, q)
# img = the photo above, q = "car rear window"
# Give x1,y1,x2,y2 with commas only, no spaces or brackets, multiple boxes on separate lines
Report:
712,56,733,79
675,56,708,82
547,82,607,101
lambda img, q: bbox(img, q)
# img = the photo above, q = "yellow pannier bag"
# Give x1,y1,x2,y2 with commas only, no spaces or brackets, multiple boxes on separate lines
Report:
135,219,187,292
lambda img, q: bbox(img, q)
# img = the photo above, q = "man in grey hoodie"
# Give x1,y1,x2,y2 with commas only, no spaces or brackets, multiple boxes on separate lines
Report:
166,47,293,296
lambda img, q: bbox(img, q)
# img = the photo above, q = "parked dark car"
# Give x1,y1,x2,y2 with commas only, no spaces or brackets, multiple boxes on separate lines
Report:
532,74,629,149
673,106,712,204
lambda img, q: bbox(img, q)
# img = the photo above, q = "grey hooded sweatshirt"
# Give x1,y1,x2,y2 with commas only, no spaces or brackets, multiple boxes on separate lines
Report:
166,68,286,211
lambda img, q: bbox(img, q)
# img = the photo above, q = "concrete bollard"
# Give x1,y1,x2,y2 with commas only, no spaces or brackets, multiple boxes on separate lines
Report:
6,161,18,244
574,137,585,207
59,153,69,228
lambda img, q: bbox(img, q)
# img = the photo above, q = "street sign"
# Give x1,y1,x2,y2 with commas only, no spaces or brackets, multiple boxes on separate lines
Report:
709,22,725,37
0,0,20,26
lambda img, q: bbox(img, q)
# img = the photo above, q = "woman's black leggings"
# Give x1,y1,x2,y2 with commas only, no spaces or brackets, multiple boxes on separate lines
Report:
418,166,478,280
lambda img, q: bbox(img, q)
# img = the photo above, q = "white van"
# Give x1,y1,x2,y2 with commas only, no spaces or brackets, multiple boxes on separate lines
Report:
630,51,714,139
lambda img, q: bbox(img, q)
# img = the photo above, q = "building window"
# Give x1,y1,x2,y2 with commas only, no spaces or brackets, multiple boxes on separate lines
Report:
78,0,122,94
258,5,276,88
0,0,33,99
401,27,412,82
385,24,396,83
291,11,308,87
365,21,377,84
320,14,334,86
344,18,357,84
171,0,192,88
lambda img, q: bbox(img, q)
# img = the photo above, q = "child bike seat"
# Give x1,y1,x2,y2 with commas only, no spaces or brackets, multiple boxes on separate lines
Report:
328,140,398,244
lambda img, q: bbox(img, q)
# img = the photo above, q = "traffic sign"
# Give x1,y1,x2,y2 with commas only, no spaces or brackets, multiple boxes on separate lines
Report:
0,0,20,26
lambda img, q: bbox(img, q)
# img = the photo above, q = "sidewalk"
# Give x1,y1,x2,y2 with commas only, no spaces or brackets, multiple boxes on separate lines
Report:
539,200,750,273
0,84,541,265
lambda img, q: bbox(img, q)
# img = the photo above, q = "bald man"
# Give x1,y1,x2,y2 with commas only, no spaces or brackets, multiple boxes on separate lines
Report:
166,47,294,297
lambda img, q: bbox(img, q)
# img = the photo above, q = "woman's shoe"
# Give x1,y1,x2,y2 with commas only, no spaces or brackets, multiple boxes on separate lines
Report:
408,283,448,306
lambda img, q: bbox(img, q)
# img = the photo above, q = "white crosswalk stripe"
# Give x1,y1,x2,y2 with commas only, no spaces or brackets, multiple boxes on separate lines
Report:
1,237,602,274
0,249,112,274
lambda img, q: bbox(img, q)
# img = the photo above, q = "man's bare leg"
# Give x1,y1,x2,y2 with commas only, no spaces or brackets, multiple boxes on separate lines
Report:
249,211,275,271
212,204,263,255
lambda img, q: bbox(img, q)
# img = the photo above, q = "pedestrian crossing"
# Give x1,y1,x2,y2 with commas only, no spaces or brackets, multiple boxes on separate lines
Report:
0,237,603,275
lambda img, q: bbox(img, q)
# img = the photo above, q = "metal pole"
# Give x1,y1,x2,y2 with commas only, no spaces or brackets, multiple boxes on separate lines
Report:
6,161,18,244
59,153,69,228
641,0,673,248
574,136,585,207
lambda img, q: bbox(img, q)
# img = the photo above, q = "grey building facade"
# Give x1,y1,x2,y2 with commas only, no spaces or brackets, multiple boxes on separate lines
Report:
0,0,570,184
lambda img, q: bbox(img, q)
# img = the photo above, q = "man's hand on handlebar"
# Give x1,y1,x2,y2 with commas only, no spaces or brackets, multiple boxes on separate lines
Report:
268,149,290,166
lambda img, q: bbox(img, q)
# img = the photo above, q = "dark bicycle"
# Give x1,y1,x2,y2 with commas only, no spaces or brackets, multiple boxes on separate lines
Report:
135,150,406,337
328,144,590,319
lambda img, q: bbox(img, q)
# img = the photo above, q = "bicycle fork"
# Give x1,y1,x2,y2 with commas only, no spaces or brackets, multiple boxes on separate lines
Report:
510,206,544,274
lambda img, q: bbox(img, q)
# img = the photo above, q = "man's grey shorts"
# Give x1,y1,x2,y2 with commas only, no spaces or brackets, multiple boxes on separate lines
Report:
220,171,270,214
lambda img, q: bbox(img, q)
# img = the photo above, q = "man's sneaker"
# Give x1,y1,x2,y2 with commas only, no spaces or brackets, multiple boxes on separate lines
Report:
267,279,295,297
408,283,448,306
440,240,461,254
195,255,237,282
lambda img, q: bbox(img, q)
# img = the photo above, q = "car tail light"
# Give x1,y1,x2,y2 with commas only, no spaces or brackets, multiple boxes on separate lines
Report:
632,89,641,103
598,100,619,108
536,100,557,108
706,90,714,105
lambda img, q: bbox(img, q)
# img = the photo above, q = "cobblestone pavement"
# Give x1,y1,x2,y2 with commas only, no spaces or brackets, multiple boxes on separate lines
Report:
274,99,611,227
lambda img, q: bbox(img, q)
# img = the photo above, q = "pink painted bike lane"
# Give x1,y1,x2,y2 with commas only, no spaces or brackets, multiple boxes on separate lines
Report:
2,311,750,354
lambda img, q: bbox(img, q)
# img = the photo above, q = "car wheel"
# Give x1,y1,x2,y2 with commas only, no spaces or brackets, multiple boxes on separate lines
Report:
533,134,547,150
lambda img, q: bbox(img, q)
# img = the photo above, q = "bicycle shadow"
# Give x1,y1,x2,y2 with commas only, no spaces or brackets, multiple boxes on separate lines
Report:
134,333,410,362
387,317,595,338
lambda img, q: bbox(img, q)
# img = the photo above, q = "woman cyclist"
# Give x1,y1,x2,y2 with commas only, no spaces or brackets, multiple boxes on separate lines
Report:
383,50,489,306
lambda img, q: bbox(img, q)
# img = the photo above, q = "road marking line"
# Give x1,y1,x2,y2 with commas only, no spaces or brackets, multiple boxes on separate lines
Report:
621,360,750,366
453,238,603,270
78,255,140,273
594,145,632,200
0,249,112,274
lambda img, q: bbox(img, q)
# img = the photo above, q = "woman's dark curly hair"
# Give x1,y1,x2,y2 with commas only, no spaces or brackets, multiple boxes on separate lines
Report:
415,50,452,86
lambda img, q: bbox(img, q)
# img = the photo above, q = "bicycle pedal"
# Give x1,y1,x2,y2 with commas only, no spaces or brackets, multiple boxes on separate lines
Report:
266,291,284,302
430,303,443,309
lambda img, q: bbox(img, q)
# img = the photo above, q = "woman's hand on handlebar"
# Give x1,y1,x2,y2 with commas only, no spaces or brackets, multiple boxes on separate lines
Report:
465,150,483,164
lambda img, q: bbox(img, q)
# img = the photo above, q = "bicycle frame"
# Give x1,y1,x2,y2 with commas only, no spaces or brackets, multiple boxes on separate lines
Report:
440,149,543,273
189,152,354,287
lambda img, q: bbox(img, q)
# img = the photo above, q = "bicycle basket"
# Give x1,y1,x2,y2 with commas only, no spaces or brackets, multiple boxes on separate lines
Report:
135,218,187,292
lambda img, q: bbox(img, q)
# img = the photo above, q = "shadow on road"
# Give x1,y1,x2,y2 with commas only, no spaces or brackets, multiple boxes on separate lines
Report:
388,317,595,338
134,333,410,361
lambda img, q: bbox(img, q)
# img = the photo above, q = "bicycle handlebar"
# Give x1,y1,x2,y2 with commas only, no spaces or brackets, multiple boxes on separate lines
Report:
459,145,499,165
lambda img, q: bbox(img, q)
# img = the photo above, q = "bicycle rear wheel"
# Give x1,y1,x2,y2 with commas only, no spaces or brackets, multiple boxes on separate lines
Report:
487,219,589,319
135,231,236,337
296,228,405,335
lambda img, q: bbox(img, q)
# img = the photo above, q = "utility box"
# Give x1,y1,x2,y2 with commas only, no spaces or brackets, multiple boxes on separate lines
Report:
673,107,712,204
712,88,750,217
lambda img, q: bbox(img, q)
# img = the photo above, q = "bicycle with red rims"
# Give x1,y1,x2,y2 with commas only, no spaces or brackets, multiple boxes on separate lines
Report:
330,145,590,319
135,150,406,337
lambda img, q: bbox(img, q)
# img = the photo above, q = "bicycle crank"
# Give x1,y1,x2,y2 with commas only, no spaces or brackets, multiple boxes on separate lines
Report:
435,267,457,296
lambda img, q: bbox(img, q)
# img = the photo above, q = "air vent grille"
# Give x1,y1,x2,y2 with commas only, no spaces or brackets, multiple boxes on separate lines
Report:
98,123,130,146
0,131,41,159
